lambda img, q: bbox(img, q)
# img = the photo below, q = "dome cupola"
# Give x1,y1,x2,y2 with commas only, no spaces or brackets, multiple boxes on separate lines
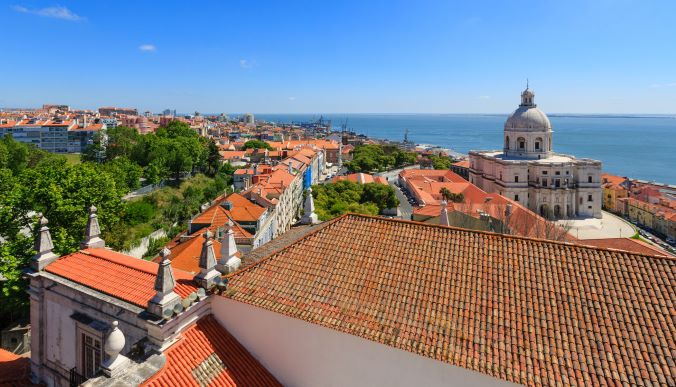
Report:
503,84,553,159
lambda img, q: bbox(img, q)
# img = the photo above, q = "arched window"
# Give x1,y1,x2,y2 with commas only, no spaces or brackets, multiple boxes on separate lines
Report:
535,137,543,151
505,136,510,150
517,137,526,150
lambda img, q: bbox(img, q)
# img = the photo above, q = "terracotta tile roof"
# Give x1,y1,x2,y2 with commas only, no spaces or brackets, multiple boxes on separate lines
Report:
226,214,676,386
195,194,265,224
0,349,39,386
601,173,628,187
161,234,243,274
582,237,673,257
142,315,280,387
452,160,470,168
46,248,199,308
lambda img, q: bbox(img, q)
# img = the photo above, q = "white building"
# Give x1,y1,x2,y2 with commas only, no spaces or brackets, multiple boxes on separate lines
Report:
469,87,602,219
19,210,674,386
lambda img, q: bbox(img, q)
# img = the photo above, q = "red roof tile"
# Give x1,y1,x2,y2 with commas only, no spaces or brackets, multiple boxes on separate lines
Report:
582,237,673,257
142,315,281,387
227,214,676,386
162,234,242,274
0,349,38,386
46,248,198,308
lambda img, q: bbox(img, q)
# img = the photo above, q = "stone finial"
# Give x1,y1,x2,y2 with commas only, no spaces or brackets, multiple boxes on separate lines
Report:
301,188,319,225
439,200,450,227
194,231,220,289
216,220,240,274
101,321,129,377
81,205,105,249
31,214,58,271
147,248,181,318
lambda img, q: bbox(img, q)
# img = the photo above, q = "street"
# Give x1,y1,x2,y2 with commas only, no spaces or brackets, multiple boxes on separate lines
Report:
376,165,419,220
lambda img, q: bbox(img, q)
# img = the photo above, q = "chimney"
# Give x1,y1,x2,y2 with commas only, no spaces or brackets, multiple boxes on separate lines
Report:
31,214,58,271
81,205,105,249
101,321,130,377
194,231,220,289
216,220,240,274
147,248,181,318
439,200,450,227
220,201,233,211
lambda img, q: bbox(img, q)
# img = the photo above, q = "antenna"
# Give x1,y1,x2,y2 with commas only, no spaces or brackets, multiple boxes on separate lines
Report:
526,78,529,90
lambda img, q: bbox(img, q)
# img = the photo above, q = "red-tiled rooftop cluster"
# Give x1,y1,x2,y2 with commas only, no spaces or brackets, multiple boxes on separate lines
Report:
46,248,198,308
142,315,281,387
226,214,676,386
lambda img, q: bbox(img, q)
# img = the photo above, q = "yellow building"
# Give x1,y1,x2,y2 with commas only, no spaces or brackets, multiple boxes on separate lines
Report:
601,174,629,214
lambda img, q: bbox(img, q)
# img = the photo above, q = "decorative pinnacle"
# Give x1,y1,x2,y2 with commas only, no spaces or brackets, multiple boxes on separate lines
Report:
159,247,171,260
203,230,214,241
39,213,48,227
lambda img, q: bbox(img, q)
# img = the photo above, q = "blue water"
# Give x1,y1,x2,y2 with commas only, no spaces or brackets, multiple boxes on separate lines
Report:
253,114,676,184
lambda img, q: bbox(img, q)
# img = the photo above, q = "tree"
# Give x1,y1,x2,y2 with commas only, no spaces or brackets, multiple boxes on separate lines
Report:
428,154,454,170
439,187,464,203
362,183,399,211
1,135,29,174
81,131,106,163
242,140,272,150
105,126,140,160
312,180,399,220
0,233,33,319
102,156,143,194
156,120,198,139
346,144,416,173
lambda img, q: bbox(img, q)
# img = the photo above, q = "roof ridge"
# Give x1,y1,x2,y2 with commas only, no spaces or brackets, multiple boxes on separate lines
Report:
345,213,676,261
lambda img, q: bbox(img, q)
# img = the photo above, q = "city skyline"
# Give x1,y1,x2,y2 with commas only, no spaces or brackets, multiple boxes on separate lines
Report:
2,1,676,114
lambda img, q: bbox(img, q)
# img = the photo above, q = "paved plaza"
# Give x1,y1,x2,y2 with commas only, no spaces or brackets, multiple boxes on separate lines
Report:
557,211,635,240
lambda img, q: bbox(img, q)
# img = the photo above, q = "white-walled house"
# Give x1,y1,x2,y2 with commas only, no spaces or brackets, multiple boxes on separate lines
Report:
18,209,674,386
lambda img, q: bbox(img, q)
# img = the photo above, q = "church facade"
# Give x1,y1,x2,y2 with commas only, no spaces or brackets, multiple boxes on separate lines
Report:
469,88,602,219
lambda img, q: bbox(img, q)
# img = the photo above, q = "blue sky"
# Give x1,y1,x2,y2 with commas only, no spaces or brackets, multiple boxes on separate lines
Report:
1,0,675,113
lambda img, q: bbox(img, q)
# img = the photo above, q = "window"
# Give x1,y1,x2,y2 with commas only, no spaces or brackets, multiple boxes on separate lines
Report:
588,194,593,202
80,331,102,378
542,178,548,187
555,179,560,188
542,171,548,175
588,176,593,183
535,142,540,150
514,175,519,183
519,140,525,149
515,194,519,201
555,171,560,175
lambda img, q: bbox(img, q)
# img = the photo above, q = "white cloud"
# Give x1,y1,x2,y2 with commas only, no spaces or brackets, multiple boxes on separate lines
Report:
239,59,256,69
12,5,83,21
139,44,157,52
478,95,491,99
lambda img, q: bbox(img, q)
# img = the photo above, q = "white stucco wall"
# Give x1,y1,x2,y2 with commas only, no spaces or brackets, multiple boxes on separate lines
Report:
212,297,518,387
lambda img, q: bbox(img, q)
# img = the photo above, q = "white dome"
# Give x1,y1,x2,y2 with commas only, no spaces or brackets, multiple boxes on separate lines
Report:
504,106,551,131
504,88,551,132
